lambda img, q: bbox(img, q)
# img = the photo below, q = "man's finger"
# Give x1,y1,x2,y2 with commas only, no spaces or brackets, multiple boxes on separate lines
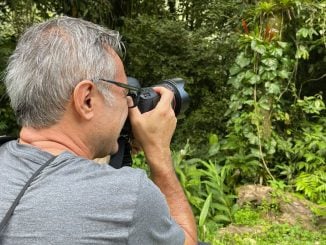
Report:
152,87,174,110
128,105,142,118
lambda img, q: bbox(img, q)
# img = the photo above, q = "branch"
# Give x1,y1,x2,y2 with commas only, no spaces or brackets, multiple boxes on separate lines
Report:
302,73,326,85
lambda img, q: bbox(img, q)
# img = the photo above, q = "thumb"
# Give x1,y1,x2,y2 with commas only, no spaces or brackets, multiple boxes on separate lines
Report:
128,106,142,122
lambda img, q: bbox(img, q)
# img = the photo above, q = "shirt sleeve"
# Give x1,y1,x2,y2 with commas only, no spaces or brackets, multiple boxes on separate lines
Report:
127,172,185,245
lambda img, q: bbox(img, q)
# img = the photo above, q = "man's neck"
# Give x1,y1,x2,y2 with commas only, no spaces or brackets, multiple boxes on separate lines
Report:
19,126,92,159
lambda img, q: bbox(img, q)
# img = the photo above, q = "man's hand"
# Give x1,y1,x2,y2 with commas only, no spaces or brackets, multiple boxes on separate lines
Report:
128,86,177,174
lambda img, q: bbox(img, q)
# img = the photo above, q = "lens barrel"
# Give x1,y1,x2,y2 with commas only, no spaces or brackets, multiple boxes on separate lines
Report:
126,76,190,117
158,78,190,116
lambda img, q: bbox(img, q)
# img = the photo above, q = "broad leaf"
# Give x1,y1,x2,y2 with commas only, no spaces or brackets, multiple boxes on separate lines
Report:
235,52,251,68
262,58,278,70
251,40,266,54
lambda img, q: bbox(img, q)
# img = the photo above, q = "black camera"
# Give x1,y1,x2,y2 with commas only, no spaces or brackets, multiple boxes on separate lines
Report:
127,77,190,116
109,77,190,169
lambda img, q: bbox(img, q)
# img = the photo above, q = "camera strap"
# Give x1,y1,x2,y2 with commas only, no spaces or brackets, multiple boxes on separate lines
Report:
0,155,59,233
0,136,16,145
109,135,132,168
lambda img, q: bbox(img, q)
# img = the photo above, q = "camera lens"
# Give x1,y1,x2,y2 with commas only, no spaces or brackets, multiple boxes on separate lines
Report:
126,77,190,117
159,78,190,116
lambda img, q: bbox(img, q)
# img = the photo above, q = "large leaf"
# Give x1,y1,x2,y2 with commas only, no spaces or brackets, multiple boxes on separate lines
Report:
266,82,281,94
262,58,278,70
235,52,251,68
251,40,266,54
213,214,232,223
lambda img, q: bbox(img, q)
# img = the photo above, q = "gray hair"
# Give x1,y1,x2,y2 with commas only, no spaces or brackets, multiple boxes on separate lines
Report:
4,16,124,128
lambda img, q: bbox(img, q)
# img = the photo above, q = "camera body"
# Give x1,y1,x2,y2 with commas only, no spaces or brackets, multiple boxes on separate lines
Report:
127,77,190,116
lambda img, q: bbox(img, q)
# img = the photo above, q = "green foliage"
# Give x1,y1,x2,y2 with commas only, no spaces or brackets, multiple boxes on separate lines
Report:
212,197,326,244
172,143,238,233
206,0,326,205
121,14,234,148
268,179,287,192
276,116,326,203
130,147,326,244
0,20,19,135
0,95,18,136
233,205,261,226
132,142,238,241
176,0,240,33
296,170,326,203
297,95,325,115
217,35,299,184
129,151,150,174
216,223,325,245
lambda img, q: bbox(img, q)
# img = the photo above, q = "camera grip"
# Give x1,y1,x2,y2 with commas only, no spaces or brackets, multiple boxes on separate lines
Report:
138,88,161,113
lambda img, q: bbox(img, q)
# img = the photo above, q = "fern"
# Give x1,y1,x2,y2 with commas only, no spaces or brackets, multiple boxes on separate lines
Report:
295,170,326,203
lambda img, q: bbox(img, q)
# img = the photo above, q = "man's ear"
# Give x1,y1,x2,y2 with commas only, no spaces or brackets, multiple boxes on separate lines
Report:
72,80,97,120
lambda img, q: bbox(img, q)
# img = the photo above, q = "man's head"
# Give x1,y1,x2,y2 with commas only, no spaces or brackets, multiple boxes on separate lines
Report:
5,16,124,128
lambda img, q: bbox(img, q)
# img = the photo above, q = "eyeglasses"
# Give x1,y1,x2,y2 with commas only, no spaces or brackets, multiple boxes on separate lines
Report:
94,78,142,108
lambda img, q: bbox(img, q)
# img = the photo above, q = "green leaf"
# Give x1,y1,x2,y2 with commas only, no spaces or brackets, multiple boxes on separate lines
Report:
248,74,261,84
210,203,231,213
199,193,212,227
208,140,220,156
209,134,219,145
271,47,283,57
267,83,281,94
295,45,309,60
216,195,228,206
233,72,246,89
251,40,266,54
262,71,277,80
229,65,241,76
244,99,254,105
277,41,289,49
213,214,232,223
244,70,255,79
246,132,258,144
260,101,270,110
297,27,318,39
262,58,278,70
235,52,251,68
297,27,310,38
278,70,290,79
243,88,253,96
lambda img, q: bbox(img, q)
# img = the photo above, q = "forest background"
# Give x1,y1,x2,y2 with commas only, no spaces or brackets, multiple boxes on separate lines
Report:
0,0,325,244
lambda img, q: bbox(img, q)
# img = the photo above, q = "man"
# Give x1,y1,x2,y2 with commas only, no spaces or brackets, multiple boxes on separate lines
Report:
0,16,197,244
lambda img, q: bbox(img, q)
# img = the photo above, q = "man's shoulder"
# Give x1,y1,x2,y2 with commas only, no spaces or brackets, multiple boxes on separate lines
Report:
54,152,147,188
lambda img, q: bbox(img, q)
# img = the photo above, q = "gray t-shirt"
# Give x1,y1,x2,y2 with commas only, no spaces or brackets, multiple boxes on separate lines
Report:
0,140,184,244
